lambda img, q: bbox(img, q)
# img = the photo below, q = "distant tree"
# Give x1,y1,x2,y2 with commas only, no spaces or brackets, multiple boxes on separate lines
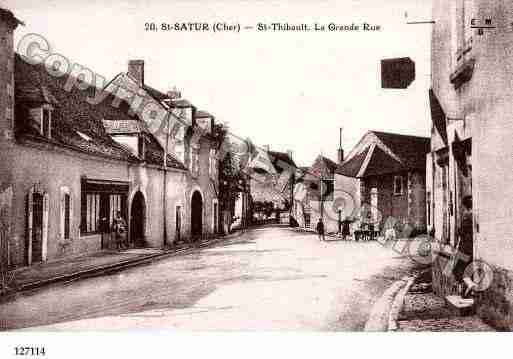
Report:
214,123,246,230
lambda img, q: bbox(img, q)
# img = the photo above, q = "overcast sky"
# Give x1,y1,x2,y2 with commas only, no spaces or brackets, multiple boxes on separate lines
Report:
3,0,432,167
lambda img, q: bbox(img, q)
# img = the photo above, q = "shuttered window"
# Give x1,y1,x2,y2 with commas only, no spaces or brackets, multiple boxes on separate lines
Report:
64,193,71,239
109,194,122,227
86,193,100,233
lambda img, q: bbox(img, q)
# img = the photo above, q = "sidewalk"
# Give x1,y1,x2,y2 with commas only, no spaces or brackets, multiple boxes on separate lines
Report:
1,231,244,298
396,270,494,331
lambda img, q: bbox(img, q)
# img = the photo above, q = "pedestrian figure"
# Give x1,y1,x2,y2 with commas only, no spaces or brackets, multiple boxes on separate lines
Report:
454,195,475,297
112,211,127,250
99,216,110,249
342,219,351,241
316,218,325,241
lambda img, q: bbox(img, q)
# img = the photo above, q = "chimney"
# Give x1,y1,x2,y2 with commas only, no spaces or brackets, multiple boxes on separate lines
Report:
338,148,344,164
0,8,21,142
128,59,144,85
287,149,294,161
337,127,344,164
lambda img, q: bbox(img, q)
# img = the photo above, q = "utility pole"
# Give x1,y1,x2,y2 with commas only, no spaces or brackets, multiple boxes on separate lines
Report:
320,177,324,222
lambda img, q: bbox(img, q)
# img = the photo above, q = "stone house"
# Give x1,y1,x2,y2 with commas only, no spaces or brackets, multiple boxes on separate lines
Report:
0,50,188,269
336,131,429,236
248,146,295,221
0,8,219,269
105,60,221,241
295,155,339,233
429,0,513,330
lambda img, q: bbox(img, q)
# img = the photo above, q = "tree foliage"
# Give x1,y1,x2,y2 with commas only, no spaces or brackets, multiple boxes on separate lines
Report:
213,123,246,214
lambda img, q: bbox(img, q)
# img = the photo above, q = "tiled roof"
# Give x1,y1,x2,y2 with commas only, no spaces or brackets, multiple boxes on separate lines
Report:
14,54,186,170
16,82,59,106
15,54,138,162
144,134,187,170
336,147,369,177
0,7,23,27
143,84,168,101
103,119,149,134
320,156,338,171
170,98,193,108
361,146,404,177
335,131,429,178
268,150,296,171
372,131,430,170
142,83,193,110
195,110,213,118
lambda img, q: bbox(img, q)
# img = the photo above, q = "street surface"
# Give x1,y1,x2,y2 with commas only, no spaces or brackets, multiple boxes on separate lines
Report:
0,226,423,331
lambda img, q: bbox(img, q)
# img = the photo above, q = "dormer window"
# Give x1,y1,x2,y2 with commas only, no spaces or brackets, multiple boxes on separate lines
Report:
41,107,52,138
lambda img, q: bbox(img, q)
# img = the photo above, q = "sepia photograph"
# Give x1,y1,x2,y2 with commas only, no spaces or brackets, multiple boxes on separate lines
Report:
0,0,512,357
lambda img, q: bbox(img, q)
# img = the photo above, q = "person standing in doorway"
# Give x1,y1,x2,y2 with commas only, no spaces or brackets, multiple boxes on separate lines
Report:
113,211,127,250
316,218,325,242
455,195,475,297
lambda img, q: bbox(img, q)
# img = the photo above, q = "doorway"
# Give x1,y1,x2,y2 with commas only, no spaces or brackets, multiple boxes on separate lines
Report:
27,187,48,265
31,192,44,263
191,191,203,240
130,191,146,247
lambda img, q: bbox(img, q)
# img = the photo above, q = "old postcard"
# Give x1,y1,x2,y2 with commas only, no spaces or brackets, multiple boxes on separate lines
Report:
0,0,511,357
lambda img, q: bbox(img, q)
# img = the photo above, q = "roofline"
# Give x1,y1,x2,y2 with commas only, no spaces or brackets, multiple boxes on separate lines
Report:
16,133,139,164
343,130,429,164
0,8,24,27
369,130,430,140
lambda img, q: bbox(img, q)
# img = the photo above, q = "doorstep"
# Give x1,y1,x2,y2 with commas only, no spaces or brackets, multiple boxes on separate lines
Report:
396,277,494,331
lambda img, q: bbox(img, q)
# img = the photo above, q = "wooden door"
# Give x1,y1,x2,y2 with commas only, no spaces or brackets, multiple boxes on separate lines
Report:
31,193,44,263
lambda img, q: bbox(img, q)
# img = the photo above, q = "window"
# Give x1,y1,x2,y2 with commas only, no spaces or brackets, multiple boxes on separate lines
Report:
175,205,182,242
80,179,129,235
393,175,403,195
109,194,122,227
209,149,217,178
41,108,52,138
321,179,334,201
190,148,200,177
86,193,100,233
64,193,71,239
451,0,474,69
213,200,218,233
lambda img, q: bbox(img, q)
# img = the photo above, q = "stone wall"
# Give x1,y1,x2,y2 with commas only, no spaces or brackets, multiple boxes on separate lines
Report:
477,265,513,331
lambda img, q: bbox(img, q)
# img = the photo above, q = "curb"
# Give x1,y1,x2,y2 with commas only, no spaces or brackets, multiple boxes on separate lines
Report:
364,275,411,331
2,230,245,299
387,275,417,331
364,269,423,332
